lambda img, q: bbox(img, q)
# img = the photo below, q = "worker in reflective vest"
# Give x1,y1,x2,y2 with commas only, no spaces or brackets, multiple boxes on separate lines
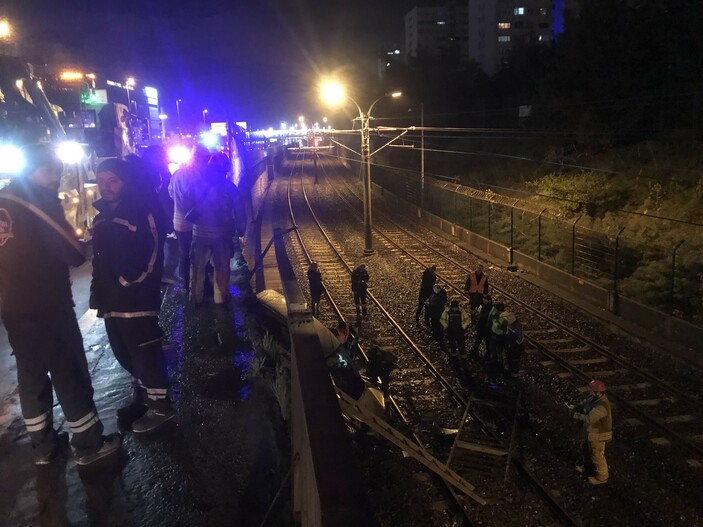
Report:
464,264,489,312
440,300,470,358
569,380,613,485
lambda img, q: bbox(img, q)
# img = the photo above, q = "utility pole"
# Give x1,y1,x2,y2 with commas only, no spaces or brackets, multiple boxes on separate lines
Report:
421,102,425,210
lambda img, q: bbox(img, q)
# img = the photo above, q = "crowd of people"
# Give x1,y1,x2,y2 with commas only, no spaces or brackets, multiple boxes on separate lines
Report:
0,143,244,468
416,264,524,379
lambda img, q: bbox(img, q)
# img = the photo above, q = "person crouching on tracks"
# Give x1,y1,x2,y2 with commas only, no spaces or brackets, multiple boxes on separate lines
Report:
188,153,244,307
569,380,612,485
440,300,470,358
502,311,523,378
307,262,324,316
470,295,493,359
351,263,369,318
415,265,436,326
92,158,175,434
0,145,120,466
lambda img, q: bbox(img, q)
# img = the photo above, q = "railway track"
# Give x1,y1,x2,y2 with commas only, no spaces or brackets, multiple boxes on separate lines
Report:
317,153,703,467
279,156,578,526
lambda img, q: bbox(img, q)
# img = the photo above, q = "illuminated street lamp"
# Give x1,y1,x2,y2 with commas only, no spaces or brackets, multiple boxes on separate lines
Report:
0,19,12,40
202,108,208,125
321,80,402,255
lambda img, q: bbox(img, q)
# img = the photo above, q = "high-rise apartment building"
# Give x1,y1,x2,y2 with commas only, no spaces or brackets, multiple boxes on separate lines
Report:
468,0,553,76
405,3,469,62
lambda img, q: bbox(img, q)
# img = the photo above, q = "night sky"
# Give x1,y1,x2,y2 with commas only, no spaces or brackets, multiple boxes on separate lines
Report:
4,0,414,128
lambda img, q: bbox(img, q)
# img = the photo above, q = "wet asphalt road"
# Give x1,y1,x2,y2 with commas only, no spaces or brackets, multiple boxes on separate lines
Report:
0,263,287,526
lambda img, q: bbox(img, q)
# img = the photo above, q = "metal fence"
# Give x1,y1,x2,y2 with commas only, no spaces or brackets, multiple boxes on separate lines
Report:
373,166,703,327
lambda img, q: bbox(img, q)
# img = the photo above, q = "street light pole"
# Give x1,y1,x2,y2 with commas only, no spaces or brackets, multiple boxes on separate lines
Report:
321,82,401,256
176,99,182,133
361,110,374,255
420,102,425,210
202,109,208,125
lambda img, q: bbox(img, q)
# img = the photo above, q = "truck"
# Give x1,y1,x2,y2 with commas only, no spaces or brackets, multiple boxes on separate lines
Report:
0,56,98,237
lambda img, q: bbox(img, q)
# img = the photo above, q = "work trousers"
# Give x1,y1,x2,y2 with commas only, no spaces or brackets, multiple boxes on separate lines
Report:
190,236,232,304
5,308,104,456
105,316,170,413
468,292,483,311
471,330,488,358
415,292,431,323
583,440,609,481
353,289,367,307
162,234,180,283
176,230,193,293
447,330,466,357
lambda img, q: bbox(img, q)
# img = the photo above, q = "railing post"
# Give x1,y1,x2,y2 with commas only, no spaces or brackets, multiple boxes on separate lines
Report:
671,239,685,315
469,196,474,231
510,199,519,250
612,227,626,313
571,215,582,276
488,201,492,240
537,208,547,262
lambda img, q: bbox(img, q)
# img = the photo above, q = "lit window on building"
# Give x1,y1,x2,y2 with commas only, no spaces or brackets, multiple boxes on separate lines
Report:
540,7,548,15
498,35,511,42
437,21,446,25
498,22,511,29
514,7,525,15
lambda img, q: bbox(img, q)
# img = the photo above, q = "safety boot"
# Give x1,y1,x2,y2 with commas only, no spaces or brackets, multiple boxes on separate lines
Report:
588,476,608,486
132,407,176,434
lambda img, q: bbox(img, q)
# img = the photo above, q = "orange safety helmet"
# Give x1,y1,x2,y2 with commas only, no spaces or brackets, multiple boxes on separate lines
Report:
589,379,606,392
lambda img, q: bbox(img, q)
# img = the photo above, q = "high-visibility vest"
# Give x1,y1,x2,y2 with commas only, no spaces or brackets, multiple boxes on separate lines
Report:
468,272,487,294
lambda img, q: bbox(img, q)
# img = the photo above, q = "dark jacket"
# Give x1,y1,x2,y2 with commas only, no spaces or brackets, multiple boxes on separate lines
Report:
475,301,494,335
308,268,323,296
351,267,369,293
419,268,436,300
427,287,447,318
0,180,84,319
90,197,165,318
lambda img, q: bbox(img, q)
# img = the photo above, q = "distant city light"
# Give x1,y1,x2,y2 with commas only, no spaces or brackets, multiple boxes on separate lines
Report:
298,115,305,123
394,49,400,54
59,71,85,82
126,77,136,87
281,122,288,130
159,113,168,120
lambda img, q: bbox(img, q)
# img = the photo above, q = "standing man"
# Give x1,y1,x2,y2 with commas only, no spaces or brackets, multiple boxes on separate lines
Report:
570,380,612,485
189,154,243,307
415,265,436,326
91,158,175,433
464,264,489,312
169,145,209,293
426,283,447,343
351,263,369,318
307,262,324,316
440,299,470,358
0,144,120,466
470,294,493,359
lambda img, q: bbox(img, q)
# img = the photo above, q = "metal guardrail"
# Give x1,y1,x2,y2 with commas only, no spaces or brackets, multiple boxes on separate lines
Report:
272,227,369,527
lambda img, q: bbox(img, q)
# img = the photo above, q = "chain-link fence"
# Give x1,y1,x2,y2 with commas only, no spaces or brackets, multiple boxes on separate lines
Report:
372,165,703,327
